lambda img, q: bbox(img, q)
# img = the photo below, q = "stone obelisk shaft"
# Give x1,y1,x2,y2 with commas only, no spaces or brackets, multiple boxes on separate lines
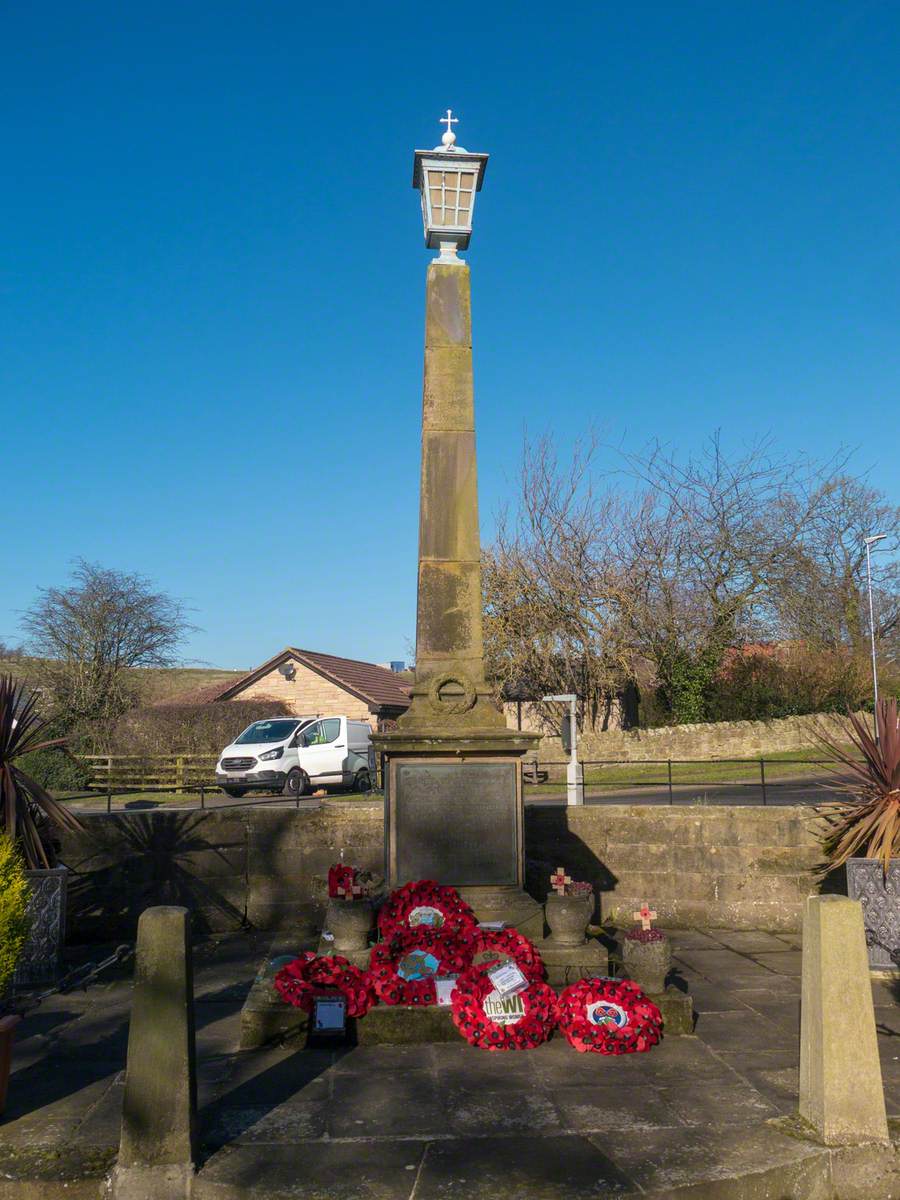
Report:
415,261,484,687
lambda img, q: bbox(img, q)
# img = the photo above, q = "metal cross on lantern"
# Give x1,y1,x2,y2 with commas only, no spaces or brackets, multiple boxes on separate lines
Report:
633,902,658,931
439,108,459,146
550,867,572,896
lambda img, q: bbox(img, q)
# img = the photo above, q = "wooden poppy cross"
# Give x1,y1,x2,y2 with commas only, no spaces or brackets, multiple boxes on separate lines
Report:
633,902,657,931
337,881,363,901
550,867,572,896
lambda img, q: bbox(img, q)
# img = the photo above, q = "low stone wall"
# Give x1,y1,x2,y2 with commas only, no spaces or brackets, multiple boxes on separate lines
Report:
539,710,861,763
524,804,828,932
60,799,829,940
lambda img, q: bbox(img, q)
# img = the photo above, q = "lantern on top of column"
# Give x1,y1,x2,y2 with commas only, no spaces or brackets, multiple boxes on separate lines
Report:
412,110,489,263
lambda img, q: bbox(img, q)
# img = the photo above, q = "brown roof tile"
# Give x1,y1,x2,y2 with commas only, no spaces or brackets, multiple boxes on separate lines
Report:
211,647,411,712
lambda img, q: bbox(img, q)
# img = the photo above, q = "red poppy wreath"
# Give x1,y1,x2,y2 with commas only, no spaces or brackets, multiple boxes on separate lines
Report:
557,977,663,1054
465,926,546,983
274,952,374,1018
450,962,557,1050
377,879,478,941
367,927,473,1006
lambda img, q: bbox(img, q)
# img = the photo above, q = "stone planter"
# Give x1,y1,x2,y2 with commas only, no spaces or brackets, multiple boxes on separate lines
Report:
324,899,374,955
622,934,672,994
545,893,593,947
14,867,68,986
846,857,900,970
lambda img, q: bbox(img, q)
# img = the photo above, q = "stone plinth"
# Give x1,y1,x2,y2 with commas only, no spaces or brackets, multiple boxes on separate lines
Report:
112,905,197,1199
536,936,609,988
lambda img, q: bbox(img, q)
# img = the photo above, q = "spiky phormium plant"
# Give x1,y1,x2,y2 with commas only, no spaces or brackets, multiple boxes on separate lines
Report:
0,674,83,869
817,697,900,876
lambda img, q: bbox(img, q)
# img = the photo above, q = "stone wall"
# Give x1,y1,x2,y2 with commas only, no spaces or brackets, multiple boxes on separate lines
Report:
538,710,862,763
60,799,829,940
233,661,374,725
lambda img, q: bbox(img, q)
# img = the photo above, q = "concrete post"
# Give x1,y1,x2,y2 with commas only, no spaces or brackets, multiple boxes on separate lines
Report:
112,905,197,1199
799,894,889,1145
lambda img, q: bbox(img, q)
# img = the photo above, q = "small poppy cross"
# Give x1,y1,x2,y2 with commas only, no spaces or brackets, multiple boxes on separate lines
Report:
633,902,657,931
550,866,572,896
337,880,363,901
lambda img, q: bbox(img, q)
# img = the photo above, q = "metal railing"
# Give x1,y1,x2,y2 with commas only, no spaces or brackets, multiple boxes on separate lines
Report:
521,756,845,806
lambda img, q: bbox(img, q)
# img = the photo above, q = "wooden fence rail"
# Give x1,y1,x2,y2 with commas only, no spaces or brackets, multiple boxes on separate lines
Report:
79,753,218,792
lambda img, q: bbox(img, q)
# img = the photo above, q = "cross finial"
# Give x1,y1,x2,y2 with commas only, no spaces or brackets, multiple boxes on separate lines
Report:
550,866,572,896
439,108,459,147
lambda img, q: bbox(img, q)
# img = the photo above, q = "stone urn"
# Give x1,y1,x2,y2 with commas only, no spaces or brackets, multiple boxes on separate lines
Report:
622,931,672,995
545,892,593,947
324,899,374,955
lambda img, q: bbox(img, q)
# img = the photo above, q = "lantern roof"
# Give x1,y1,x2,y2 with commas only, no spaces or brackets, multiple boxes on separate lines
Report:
412,110,488,191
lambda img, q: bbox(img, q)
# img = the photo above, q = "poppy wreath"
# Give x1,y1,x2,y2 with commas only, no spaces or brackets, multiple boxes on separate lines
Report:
465,926,546,983
557,977,663,1054
450,962,557,1050
328,864,358,899
274,952,375,1019
377,879,478,940
367,927,472,1006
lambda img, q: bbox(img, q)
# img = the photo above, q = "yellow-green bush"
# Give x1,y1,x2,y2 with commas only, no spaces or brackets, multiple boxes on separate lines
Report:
0,837,31,992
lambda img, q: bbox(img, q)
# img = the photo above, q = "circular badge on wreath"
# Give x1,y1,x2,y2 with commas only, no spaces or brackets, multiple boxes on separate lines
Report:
274,952,374,1018
556,977,663,1054
467,927,546,983
377,880,478,941
367,927,472,1006
450,962,557,1050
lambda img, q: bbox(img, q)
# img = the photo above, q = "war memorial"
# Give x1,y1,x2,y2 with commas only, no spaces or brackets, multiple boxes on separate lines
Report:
0,116,897,1200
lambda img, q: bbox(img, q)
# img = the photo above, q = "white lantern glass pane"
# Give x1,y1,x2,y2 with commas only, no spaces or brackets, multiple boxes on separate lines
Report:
442,171,459,188
459,172,475,192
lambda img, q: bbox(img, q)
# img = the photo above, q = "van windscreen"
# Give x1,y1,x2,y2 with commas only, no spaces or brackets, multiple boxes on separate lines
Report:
234,720,298,744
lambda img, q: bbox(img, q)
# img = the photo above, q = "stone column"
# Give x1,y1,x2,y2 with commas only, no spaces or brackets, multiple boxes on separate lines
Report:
799,894,888,1145
400,260,505,732
112,905,197,1199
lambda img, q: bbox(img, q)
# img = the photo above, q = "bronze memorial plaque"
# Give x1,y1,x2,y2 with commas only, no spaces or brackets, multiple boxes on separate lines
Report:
393,761,518,886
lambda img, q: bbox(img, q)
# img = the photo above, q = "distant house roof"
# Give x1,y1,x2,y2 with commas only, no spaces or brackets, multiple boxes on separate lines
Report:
208,647,412,713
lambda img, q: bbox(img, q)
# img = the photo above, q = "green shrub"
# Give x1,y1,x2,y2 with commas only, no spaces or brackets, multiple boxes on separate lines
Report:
0,837,31,992
17,746,92,793
107,698,291,756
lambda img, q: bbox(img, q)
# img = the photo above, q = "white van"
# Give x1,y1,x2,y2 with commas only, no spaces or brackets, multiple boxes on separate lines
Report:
215,715,373,799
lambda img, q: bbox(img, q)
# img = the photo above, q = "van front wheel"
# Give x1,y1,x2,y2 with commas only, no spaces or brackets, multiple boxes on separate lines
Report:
283,769,309,799
353,768,371,794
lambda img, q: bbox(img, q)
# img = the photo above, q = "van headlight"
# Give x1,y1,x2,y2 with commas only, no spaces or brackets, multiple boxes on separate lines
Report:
259,747,284,761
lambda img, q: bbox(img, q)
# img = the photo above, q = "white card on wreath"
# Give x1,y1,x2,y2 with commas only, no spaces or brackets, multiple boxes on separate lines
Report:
435,976,459,1007
477,921,507,931
487,961,528,996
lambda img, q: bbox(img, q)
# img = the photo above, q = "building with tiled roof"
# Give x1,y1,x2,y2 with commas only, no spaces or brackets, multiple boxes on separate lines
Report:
199,647,412,729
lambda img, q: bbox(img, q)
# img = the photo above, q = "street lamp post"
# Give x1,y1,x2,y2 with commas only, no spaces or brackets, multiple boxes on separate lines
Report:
542,693,584,806
864,534,887,743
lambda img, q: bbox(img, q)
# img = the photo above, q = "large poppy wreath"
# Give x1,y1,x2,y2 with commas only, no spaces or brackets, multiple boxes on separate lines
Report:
557,977,663,1054
450,962,557,1050
368,927,472,1006
377,879,478,941
274,951,374,1019
463,926,546,983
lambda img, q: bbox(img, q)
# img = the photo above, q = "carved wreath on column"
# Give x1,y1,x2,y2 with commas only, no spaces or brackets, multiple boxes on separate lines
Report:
427,671,477,715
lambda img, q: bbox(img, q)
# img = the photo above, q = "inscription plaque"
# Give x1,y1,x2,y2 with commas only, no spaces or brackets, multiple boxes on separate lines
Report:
392,761,518,886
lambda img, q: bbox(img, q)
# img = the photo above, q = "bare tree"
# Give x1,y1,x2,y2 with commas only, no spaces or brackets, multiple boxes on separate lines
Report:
767,475,900,659
21,559,194,745
485,431,882,727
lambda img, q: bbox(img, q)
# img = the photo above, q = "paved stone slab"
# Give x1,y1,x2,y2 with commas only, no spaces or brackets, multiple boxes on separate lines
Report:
195,1140,429,1200
414,1133,636,1198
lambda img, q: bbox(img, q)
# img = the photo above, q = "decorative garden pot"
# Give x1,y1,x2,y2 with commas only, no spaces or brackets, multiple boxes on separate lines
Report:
324,899,374,954
622,933,672,995
14,867,68,986
545,893,593,947
846,857,900,970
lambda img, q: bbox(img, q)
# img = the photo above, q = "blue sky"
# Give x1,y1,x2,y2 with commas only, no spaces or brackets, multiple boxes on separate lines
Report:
3,2,899,669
